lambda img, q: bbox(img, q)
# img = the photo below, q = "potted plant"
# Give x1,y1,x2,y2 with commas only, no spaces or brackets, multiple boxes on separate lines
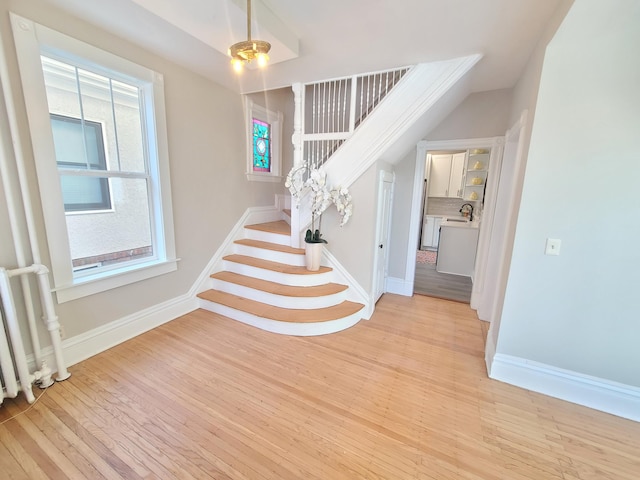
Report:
303,167,331,271
286,165,353,271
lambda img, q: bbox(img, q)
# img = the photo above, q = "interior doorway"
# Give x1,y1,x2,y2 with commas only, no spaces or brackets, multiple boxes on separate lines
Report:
404,137,505,302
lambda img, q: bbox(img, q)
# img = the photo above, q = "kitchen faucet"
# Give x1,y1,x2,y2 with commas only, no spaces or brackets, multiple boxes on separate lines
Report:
459,203,474,221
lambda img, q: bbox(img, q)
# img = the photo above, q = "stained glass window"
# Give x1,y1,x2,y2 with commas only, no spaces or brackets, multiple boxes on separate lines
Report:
252,118,271,172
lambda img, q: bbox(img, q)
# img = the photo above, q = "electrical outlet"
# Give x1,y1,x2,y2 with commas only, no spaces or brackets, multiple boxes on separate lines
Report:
545,238,561,256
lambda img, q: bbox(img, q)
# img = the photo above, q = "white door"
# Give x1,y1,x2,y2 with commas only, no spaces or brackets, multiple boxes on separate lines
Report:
373,171,394,302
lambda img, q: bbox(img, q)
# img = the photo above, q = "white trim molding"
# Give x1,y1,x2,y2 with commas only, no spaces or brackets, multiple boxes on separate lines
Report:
28,293,198,373
385,276,413,296
490,353,640,422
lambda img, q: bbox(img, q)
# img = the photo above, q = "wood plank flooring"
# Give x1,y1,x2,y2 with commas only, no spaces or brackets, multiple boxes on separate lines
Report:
414,260,472,303
2,294,639,479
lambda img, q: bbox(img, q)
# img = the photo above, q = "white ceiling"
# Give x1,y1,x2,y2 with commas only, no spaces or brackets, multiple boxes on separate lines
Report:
43,0,563,94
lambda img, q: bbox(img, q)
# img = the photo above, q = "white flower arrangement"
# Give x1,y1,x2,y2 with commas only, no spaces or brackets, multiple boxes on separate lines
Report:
284,165,306,203
285,165,353,237
330,186,353,227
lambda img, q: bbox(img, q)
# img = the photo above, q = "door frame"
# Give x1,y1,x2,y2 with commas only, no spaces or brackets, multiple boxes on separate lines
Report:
372,170,395,302
404,137,504,295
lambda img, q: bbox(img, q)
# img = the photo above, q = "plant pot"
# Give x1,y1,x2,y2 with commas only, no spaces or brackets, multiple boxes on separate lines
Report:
305,242,323,271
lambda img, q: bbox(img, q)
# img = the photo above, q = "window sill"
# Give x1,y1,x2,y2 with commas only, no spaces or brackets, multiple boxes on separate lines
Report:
53,258,179,303
246,173,283,183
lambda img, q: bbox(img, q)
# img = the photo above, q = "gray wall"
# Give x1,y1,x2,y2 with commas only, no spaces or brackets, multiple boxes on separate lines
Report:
485,0,574,352
0,0,283,341
427,89,513,141
321,163,379,295
497,0,640,386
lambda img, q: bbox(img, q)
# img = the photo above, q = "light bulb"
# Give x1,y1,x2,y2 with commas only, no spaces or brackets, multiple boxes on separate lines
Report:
231,58,244,73
256,52,269,68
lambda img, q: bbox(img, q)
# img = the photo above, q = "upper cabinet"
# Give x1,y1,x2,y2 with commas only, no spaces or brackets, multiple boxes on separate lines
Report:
427,152,466,198
427,149,491,202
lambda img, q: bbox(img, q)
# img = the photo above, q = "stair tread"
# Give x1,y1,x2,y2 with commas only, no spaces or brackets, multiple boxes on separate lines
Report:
234,239,304,255
211,271,348,297
224,254,332,274
245,220,290,236
198,289,363,323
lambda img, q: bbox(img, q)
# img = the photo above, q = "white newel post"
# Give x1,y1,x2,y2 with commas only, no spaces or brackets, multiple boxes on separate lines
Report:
290,82,304,248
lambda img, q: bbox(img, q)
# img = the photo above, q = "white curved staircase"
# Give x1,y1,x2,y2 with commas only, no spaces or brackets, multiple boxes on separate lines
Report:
197,220,365,336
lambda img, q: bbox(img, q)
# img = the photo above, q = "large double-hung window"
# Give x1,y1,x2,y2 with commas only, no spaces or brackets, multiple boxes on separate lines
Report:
11,13,177,303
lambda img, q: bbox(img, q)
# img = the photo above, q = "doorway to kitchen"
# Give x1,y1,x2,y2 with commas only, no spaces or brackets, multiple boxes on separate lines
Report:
406,138,504,304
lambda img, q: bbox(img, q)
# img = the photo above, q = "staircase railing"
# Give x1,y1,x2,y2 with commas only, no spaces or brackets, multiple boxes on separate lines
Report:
293,67,409,172
289,67,409,247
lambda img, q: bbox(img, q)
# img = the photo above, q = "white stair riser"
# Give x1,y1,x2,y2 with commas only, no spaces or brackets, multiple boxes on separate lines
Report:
198,298,363,336
210,278,346,309
244,228,291,246
222,260,333,286
234,244,305,266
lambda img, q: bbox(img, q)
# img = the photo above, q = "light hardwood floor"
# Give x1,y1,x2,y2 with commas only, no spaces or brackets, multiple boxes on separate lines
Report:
1,294,639,479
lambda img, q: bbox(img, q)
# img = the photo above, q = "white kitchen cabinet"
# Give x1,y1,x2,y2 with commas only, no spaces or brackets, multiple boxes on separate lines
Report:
427,153,466,198
428,155,451,197
421,215,443,249
449,153,466,197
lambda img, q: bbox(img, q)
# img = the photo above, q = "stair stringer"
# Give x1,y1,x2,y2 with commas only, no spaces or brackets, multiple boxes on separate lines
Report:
323,55,482,189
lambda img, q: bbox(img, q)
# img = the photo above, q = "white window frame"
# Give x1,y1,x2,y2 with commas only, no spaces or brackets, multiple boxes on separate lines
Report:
10,13,177,303
245,97,283,182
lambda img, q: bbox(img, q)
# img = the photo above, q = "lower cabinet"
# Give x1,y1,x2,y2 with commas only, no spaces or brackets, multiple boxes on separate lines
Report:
436,225,479,277
421,215,443,249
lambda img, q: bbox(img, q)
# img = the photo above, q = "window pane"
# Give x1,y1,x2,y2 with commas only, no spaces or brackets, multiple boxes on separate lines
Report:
252,118,271,172
60,175,110,211
66,177,153,273
51,114,105,169
112,79,146,173
41,57,82,117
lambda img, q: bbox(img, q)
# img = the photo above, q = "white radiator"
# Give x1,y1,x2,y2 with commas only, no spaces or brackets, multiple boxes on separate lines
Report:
0,265,69,405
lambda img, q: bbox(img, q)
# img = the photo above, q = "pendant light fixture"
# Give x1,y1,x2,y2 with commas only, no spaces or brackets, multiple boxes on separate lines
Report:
228,0,271,73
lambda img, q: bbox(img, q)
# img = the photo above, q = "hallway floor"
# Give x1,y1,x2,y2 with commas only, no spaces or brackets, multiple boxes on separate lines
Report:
414,259,472,303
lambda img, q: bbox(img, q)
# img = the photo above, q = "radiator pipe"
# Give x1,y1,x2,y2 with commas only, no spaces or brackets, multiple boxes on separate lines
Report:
0,268,36,402
7,264,70,381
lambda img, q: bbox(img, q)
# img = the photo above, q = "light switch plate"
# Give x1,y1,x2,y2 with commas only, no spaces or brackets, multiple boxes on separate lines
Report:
545,238,561,256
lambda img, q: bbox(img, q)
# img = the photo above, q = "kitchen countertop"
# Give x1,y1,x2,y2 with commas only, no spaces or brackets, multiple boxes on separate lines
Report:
440,217,480,229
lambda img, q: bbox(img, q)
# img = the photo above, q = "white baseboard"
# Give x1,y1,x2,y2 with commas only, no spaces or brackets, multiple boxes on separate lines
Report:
490,353,640,422
385,276,413,296
29,294,199,375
